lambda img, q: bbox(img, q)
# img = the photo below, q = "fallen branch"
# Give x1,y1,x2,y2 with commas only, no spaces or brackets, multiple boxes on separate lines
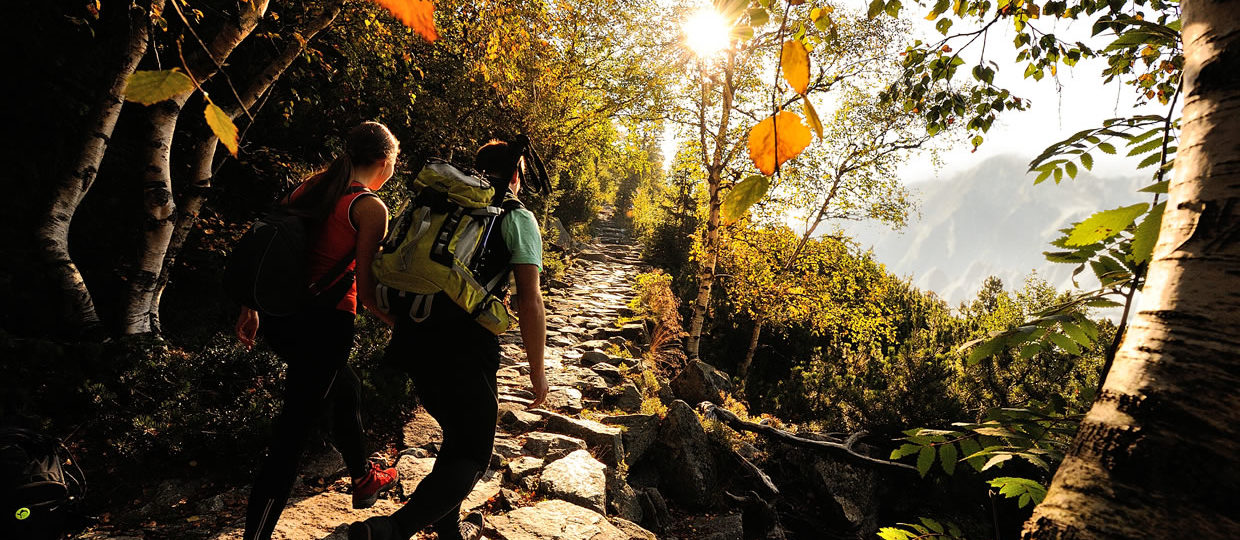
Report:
698,402,916,473
724,444,780,495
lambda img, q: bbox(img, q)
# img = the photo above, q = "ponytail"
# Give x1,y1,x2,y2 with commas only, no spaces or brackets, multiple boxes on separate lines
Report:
289,122,398,221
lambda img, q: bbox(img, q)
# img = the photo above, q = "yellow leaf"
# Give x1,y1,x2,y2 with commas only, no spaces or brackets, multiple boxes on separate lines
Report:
802,99,823,138
780,40,810,95
204,101,239,157
747,111,813,176
372,0,438,41
125,69,194,106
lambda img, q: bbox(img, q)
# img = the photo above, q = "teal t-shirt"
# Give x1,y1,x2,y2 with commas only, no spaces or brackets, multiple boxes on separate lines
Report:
501,208,543,271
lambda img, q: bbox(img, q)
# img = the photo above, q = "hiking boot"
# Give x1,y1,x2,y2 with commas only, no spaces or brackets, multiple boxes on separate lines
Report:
352,461,398,509
347,516,402,540
437,512,484,540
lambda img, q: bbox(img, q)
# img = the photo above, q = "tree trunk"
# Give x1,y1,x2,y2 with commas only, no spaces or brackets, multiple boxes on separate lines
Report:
738,320,762,378
149,0,345,332
687,50,736,359
123,0,271,334
1023,3,1240,537
36,0,160,336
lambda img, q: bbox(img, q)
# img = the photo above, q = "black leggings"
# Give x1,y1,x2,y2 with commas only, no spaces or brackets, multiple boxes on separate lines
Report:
384,300,500,539
244,308,368,540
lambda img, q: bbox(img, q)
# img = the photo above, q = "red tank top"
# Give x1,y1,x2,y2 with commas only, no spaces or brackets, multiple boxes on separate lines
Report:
291,179,374,314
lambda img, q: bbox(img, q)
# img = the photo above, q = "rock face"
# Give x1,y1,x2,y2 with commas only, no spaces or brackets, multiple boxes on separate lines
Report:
677,513,744,540
670,361,734,406
804,452,880,536
652,400,720,509
486,499,633,540
539,450,608,514
601,414,659,468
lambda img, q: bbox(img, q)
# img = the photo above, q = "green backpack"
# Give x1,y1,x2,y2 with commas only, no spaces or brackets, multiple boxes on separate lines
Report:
373,159,517,334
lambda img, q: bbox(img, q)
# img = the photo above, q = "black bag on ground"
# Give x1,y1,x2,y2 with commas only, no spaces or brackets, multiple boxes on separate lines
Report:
224,187,366,316
0,427,85,540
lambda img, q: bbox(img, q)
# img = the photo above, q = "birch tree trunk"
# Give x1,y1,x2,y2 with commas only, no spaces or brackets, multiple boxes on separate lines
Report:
1023,2,1240,537
148,0,344,332
37,0,160,336
123,0,270,334
738,320,762,378
686,50,736,360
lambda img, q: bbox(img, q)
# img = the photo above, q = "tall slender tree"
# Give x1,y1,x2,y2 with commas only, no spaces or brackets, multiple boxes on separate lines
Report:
1023,1,1240,536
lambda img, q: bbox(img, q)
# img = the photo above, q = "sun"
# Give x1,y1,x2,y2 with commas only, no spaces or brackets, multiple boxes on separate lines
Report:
683,8,730,58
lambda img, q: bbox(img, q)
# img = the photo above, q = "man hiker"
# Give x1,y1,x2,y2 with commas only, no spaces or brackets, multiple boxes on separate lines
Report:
348,138,549,540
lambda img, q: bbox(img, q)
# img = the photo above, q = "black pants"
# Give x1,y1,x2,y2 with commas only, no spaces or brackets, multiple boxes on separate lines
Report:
244,308,368,540
383,294,500,539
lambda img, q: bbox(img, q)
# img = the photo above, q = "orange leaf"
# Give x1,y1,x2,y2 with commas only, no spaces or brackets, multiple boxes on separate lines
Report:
747,111,813,176
372,0,438,41
780,40,810,95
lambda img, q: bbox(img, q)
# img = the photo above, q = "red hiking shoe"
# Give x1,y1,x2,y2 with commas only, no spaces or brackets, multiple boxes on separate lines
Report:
352,462,398,509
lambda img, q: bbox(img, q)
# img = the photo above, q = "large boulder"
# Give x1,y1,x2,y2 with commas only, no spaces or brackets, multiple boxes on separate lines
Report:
486,499,629,540
461,469,504,513
539,450,608,514
670,361,734,406
601,381,643,413
523,432,588,461
606,468,643,523
533,410,625,467
601,414,659,468
801,451,881,536
506,456,545,491
652,400,719,509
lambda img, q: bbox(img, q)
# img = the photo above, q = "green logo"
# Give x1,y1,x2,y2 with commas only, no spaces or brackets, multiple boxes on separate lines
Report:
15,507,30,520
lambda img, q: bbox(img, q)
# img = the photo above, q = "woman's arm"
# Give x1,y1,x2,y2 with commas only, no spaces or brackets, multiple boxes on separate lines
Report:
352,195,394,326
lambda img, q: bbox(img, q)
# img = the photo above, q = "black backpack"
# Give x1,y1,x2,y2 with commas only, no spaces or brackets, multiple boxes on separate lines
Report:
0,428,85,540
224,186,371,316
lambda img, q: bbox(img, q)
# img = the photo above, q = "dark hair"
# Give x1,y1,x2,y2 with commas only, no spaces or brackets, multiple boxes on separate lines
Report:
292,121,398,221
475,139,522,185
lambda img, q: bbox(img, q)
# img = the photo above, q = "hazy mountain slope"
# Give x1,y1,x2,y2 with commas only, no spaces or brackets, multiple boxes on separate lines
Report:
845,154,1146,305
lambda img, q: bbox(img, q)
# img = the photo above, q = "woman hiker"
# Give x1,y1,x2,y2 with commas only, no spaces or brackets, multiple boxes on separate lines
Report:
235,121,401,540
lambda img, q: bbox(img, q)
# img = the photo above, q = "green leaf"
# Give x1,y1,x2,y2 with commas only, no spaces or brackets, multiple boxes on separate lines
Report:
877,528,915,540
1049,332,1082,355
1019,343,1043,359
1137,152,1162,169
890,443,921,459
920,517,946,534
1139,180,1170,193
1130,202,1165,264
958,438,985,471
204,100,240,157
916,445,935,477
1066,203,1149,246
747,8,769,27
1079,317,1100,340
125,69,194,105
1065,161,1078,179
982,453,1012,470
1097,141,1117,154
1061,322,1092,347
721,175,770,223
939,442,958,475
884,0,903,17
867,0,885,18
988,477,1048,508
962,334,1006,365
936,17,953,34
1080,152,1094,170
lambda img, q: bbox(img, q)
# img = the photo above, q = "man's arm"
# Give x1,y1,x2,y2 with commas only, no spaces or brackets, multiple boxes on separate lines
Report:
513,263,548,408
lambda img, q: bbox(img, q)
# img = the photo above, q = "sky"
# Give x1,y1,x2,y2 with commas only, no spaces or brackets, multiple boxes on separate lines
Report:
660,0,1175,181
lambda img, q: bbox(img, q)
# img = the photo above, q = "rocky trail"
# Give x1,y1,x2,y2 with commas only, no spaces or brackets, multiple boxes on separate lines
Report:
82,212,892,540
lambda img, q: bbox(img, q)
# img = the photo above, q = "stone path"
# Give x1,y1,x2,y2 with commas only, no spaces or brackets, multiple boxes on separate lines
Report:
85,212,674,540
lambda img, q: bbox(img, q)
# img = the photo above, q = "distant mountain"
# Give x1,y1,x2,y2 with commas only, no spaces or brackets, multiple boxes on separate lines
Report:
844,154,1146,306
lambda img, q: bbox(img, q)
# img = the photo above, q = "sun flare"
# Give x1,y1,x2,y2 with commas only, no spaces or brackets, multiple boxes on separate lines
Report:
683,8,730,58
